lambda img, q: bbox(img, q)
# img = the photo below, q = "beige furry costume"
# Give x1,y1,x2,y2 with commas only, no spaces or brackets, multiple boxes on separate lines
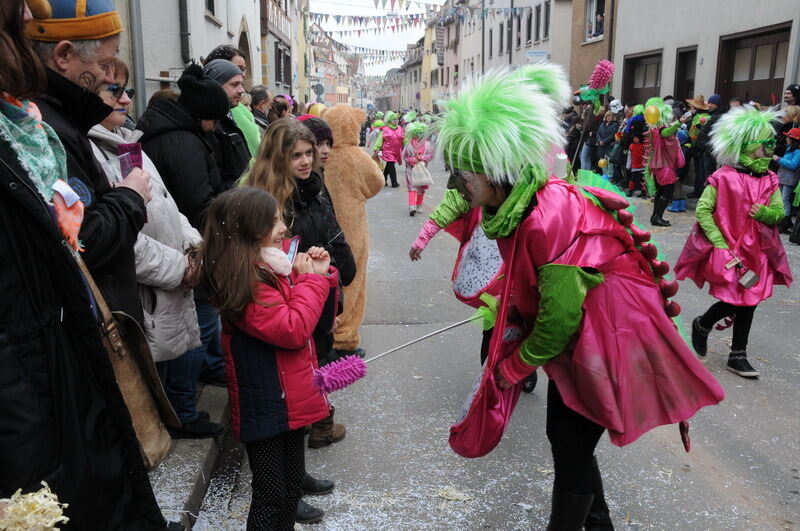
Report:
322,106,384,350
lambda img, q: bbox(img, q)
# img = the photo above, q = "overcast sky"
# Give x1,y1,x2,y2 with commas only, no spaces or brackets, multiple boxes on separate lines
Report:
309,0,445,76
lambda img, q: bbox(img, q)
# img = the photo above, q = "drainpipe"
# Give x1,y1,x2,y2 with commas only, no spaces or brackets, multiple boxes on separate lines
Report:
508,0,514,66
128,0,147,118
480,0,485,74
179,0,191,65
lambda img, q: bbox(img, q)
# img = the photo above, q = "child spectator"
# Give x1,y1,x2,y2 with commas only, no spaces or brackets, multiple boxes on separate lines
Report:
626,135,646,197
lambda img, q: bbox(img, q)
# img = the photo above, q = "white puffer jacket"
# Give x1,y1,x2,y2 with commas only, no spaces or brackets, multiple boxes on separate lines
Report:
89,125,202,362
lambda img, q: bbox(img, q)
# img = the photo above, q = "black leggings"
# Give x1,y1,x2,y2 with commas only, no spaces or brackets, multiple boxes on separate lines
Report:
546,380,606,494
654,182,675,203
699,301,757,351
245,429,306,531
383,161,398,186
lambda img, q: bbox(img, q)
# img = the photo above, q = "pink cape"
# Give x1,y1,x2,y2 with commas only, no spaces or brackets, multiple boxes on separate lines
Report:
648,127,685,186
497,178,724,447
674,167,792,306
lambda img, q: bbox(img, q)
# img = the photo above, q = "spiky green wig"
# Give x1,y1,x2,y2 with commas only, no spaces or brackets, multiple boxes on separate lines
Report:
436,66,565,185
403,110,417,123
512,63,571,112
710,105,779,167
375,111,384,119
405,121,428,139
645,97,673,128
633,104,644,116
384,111,399,124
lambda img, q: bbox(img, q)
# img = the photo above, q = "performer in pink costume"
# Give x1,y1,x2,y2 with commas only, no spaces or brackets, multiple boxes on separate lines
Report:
374,111,404,188
402,121,435,216
675,105,792,379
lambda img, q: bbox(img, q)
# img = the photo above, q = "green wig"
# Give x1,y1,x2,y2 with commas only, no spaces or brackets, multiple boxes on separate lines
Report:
710,105,779,167
513,63,571,112
633,104,644,116
405,121,428,139
375,111,384,119
371,119,385,128
384,111,399,125
403,110,417,123
436,65,566,185
645,97,674,128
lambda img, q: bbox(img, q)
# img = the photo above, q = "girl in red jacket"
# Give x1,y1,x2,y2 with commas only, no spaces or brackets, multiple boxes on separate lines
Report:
200,187,337,530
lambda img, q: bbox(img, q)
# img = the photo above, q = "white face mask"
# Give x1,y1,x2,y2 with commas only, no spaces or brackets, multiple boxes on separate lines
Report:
259,246,292,276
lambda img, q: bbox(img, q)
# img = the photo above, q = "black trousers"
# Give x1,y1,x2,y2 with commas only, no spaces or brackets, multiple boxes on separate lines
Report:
699,301,757,352
245,429,306,531
546,380,606,494
652,182,675,220
383,161,398,186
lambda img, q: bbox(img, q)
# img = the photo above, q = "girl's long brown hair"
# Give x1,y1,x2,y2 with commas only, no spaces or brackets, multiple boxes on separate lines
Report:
245,117,319,221
200,187,279,324
0,0,46,98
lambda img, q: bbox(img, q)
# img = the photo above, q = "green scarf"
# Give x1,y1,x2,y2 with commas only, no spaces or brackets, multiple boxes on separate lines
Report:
0,98,66,201
481,164,547,239
739,154,771,174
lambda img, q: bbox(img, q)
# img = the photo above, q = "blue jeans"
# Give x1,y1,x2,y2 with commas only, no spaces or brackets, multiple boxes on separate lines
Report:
157,346,205,424
781,184,794,216
580,143,593,172
196,300,225,379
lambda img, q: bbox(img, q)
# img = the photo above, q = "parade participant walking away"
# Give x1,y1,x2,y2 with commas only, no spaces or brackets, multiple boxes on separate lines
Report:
774,127,800,233
245,118,354,454
437,64,724,530
644,97,686,227
322,105,385,359
374,111,404,187
402,121,434,216
676,106,793,379
200,187,337,530
90,59,223,439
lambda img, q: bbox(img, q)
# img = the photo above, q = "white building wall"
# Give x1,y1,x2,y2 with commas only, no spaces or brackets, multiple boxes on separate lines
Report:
612,0,800,100
139,0,262,99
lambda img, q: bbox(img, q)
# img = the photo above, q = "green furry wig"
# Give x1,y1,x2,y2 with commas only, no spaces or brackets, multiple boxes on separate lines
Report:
710,105,779,167
403,110,418,123
633,104,644,116
384,111,399,125
405,121,428,139
436,64,568,185
375,111,384,119
645,97,674,128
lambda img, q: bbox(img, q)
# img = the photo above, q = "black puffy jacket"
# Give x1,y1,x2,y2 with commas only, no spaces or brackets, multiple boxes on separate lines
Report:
209,115,251,190
138,97,223,231
35,69,146,325
0,139,166,530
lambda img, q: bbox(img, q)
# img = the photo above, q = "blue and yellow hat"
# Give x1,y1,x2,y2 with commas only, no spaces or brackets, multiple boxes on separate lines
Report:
26,0,123,42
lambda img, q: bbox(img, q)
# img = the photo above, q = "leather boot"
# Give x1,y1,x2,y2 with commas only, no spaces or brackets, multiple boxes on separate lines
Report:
546,486,594,531
308,406,346,449
584,457,614,530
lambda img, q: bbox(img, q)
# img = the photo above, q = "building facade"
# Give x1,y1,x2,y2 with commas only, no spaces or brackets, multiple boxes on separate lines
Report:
612,0,800,105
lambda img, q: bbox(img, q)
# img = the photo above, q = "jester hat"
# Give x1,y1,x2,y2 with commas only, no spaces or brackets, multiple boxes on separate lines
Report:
710,105,779,167
436,64,569,186
26,0,122,42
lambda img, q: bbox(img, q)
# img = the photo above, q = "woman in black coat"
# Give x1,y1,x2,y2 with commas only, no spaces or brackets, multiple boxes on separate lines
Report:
0,2,168,528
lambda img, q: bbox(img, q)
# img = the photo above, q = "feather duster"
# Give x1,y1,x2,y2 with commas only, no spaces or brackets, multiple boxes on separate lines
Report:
435,66,564,186
710,105,779,167
588,60,616,90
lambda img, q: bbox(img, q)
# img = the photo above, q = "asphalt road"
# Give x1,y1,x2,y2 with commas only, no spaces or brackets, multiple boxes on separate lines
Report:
196,158,800,530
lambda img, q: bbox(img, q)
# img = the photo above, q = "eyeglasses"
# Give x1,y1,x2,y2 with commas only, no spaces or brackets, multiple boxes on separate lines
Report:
742,138,776,150
106,84,135,100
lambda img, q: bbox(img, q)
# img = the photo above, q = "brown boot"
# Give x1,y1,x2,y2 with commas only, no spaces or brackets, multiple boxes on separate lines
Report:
308,406,346,449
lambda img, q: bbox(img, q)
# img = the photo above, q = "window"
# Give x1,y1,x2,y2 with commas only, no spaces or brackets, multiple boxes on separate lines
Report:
516,15,521,48
585,0,605,41
489,29,493,57
525,11,532,43
499,23,503,54
206,0,214,14
543,1,550,39
535,5,541,42
274,43,282,84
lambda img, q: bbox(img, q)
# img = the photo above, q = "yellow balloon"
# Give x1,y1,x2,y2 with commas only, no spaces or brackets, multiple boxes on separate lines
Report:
598,158,608,168
644,105,660,125
308,103,325,116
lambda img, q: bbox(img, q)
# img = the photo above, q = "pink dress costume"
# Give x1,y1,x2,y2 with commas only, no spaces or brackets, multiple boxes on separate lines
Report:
402,137,435,204
497,176,724,447
646,122,685,226
675,167,792,306
379,125,404,163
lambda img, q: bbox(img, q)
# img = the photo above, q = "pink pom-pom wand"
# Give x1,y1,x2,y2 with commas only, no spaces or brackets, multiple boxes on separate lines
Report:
313,355,368,393
588,59,616,90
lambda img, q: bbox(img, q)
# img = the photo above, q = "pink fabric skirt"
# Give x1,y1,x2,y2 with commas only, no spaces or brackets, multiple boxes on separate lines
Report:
652,166,678,186
544,271,725,447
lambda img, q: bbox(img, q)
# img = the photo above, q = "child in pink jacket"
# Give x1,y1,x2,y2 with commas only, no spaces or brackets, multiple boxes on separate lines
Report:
401,121,434,216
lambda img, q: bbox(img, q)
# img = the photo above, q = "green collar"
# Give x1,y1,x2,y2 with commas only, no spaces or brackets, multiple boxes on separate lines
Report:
481,164,547,239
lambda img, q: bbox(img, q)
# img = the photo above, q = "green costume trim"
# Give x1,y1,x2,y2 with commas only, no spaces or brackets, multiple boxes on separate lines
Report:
429,188,469,228
738,154,772,174
753,190,784,225
231,103,261,157
482,164,548,239
661,121,681,137
373,132,384,152
472,292,499,330
695,187,729,249
519,264,604,366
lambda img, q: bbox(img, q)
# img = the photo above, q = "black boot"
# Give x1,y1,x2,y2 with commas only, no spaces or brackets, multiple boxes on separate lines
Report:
295,499,324,524
546,486,594,531
691,316,710,358
302,474,334,495
650,198,671,227
522,371,538,393
584,457,614,530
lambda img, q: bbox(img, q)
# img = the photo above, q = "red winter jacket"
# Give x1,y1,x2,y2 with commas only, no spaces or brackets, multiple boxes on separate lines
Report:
222,270,337,443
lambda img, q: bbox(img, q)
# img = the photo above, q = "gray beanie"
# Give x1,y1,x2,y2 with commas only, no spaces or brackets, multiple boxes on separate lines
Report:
202,59,242,86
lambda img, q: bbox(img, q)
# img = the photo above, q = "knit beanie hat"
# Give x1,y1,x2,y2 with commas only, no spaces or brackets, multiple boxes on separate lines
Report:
298,115,334,146
26,0,122,42
202,59,242,86
177,64,230,121
708,94,722,106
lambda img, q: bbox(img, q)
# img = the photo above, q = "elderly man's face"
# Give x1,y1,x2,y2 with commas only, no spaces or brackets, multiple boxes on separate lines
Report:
52,35,119,93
